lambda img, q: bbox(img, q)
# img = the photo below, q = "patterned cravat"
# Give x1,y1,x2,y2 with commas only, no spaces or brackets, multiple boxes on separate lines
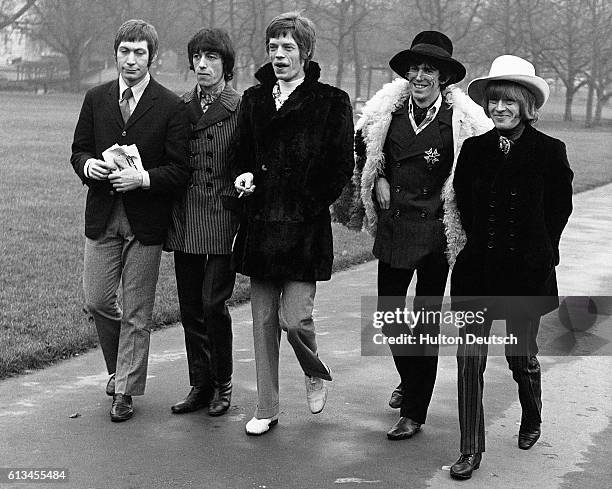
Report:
200,91,215,113
119,87,133,124
499,136,513,155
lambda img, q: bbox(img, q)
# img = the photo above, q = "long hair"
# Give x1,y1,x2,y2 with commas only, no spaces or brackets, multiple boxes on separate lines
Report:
484,81,539,124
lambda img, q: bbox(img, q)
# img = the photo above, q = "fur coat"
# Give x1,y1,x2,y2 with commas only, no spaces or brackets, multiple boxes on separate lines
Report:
354,78,493,266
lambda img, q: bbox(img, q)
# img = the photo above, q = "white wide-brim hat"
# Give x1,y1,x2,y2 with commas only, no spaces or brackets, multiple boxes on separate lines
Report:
468,55,550,109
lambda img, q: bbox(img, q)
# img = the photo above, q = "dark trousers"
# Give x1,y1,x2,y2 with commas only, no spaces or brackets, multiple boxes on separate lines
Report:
377,254,449,424
457,316,542,454
174,252,236,388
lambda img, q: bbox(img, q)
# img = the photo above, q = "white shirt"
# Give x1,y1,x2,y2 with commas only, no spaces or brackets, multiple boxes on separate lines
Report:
408,93,443,134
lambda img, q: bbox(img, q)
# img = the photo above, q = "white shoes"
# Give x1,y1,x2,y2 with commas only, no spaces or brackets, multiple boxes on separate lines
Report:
245,415,279,436
305,374,328,414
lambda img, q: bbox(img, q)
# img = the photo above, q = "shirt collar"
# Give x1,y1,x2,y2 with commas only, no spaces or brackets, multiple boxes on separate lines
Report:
409,93,442,119
118,72,151,104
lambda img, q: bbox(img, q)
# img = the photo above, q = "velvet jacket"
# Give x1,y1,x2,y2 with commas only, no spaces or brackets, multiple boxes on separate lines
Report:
231,62,354,281
451,124,574,318
71,77,190,245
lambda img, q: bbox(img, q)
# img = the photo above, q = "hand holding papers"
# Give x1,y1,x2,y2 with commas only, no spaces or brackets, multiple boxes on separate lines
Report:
104,144,145,192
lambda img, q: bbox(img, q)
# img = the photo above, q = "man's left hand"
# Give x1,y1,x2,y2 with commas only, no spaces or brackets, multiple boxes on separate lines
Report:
108,167,143,192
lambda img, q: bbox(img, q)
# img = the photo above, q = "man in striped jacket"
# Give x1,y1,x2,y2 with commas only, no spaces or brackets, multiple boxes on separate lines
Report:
165,28,240,417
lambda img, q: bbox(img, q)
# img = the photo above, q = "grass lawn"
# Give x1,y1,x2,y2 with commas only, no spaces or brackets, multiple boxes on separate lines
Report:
0,90,610,380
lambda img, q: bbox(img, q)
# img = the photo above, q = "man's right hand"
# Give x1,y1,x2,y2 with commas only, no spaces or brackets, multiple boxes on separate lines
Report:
375,176,391,209
86,159,116,180
234,172,255,196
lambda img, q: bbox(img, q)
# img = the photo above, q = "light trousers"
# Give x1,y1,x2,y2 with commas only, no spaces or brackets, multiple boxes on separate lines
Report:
83,198,162,396
250,278,332,418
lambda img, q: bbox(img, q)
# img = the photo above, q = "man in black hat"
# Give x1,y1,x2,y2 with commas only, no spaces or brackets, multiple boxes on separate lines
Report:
354,31,492,440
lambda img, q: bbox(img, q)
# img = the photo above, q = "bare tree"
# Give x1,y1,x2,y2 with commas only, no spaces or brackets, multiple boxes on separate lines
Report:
26,0,107,91
0,0,36,30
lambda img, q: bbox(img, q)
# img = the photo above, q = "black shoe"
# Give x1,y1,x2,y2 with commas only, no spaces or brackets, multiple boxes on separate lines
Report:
208,382,232,417
110,394,133,422
106,374,115,397
450,453,482,480
518,425,541,450
388,384,403,409
386,417,421,440
171,386,211,414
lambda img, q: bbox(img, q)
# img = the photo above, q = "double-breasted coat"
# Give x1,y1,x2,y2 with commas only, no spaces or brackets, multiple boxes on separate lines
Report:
166,84,241,254
231,62,355,281
451,124,573,317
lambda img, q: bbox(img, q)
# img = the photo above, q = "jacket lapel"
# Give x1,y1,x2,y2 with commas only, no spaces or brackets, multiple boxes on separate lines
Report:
106,80,125,130
183,86,203,125
194,84,240,131
124,78,157,130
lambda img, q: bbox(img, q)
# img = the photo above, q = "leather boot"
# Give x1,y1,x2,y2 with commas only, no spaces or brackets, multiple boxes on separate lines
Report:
208,381,232,417
171,386,211,414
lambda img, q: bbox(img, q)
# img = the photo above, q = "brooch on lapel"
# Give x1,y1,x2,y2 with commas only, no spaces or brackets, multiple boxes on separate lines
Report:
424,148,440,170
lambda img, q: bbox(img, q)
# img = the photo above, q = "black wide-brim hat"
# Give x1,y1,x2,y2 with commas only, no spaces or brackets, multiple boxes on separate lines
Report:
389,31,466,84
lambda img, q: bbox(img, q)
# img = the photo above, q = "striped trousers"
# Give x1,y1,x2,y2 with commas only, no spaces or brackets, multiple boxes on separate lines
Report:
457,316,542,454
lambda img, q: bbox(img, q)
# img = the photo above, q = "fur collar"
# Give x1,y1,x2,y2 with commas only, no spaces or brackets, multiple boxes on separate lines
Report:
356,79,493,266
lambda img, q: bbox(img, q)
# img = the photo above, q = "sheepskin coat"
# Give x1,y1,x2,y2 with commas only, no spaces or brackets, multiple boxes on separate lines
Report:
231,62,354,281
354,79,493,266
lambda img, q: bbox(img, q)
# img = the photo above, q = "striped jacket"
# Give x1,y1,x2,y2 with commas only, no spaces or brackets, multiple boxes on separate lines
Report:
165,83,240,254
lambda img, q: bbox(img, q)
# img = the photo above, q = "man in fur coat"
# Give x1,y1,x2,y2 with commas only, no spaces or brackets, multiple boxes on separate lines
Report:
353,31,492,440
233,12,354,436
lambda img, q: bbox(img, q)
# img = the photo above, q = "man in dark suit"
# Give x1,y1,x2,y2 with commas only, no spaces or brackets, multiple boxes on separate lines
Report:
165,28,240,417
70,19,189,422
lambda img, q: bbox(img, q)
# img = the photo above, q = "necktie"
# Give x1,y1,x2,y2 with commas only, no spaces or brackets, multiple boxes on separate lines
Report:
120,87,133,124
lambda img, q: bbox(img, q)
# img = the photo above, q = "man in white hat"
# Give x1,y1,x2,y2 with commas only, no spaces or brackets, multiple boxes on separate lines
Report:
448,55,573,480
353,31,492,440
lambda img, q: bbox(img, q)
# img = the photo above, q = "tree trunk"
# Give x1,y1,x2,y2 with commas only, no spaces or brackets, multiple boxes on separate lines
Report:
585,79,595,127
563,86,574,122
352,26,361,100
68,54,81,92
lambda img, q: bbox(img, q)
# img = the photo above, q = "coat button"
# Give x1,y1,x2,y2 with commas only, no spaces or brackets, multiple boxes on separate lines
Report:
394,186,401,193
489,200,496,208
206,133,213,140
509,246,517,251
206,151,213,158
206,182,213,188
395,163,401,168
509,205,516,211
510,189,518,196
216,121,223,126
261,164,268,171
488,215,496,223
121,131,126,136
109,190,114,195
394,209,400,218
509,232,516,238
420,210,427,218
422,187,429,196
509,218,516,224
206,167,213,173
487,241,495,249
488,229,495,236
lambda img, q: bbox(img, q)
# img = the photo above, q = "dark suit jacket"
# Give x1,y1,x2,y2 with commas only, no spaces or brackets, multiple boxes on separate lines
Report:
71,77,190,245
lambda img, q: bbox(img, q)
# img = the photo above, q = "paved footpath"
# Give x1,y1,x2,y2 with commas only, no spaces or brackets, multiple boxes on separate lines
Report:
1,184,611,489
